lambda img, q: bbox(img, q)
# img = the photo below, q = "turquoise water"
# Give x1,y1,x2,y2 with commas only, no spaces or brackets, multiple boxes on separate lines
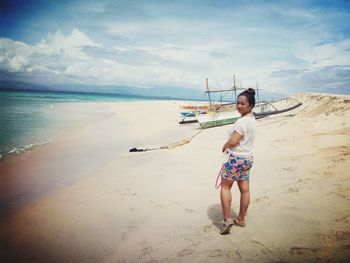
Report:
0,89,157,160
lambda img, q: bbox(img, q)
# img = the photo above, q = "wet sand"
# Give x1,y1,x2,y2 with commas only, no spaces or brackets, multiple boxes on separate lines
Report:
0,94,349,262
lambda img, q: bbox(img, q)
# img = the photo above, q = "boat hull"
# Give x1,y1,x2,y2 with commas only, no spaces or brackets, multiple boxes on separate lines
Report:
197,111,241,128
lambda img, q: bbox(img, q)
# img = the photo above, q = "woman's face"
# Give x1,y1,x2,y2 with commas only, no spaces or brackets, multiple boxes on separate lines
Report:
236,95,252,116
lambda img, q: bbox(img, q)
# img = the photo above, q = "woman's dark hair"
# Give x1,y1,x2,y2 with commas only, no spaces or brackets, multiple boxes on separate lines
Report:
238,88,256,108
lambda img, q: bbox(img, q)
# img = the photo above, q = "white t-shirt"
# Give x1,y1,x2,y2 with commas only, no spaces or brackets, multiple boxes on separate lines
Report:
227,115,256,156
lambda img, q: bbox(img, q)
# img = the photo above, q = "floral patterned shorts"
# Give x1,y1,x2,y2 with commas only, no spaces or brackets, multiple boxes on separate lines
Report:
219,155,254,181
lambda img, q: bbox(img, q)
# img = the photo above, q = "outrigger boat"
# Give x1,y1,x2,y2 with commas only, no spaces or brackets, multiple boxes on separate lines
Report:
179,101,234,124
195,77,303,129
179,77,238,125
196,76,244,128
180,109,206,117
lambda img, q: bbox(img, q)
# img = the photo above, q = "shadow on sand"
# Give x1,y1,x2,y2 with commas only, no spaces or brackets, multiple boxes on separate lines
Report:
207,203,237,230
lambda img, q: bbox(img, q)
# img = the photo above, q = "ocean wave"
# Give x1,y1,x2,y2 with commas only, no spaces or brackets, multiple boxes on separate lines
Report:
0,138,54,161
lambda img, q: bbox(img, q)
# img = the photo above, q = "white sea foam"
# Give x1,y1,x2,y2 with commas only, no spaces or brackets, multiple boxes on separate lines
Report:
0,138,54,161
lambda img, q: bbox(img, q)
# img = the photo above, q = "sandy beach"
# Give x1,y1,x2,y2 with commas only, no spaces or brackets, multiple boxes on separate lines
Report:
0,93,349,262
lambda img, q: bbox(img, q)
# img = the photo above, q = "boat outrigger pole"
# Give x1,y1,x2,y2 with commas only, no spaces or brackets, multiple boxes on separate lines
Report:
233,75,237,103
205,78,213,109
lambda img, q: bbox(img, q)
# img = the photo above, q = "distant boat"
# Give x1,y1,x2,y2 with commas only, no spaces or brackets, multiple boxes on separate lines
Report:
179,109,205,124
180,102,233,111
180,109,206,117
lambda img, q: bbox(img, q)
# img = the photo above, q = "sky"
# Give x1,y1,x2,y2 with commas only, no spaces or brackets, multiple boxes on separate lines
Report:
1,0,350,95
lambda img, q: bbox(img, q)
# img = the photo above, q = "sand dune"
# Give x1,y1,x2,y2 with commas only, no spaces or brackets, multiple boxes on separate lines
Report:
0,93,349,262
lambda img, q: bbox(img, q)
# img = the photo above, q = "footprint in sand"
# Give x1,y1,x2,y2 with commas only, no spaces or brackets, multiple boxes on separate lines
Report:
228,250,242,261
208,249,222,257
120,225,138,241
335,214,350,223
191,240,202,246
139,241,154,256
327,191,349,200
323,171,333,177
288,187,300,193
282,166,297,172
208,249,227,258
274,138,288,142
296,178,314,188
252,196,272,209
148,200,164,208
203,225,215,232
330,156,347,163
333,231,350,241
253,196,271,205
289,247,317,256
184,208,194,213
289,177,318,193
254,196,269,202
176,239,201,258
116,188,141,199
177,248,193,257
252,240,272,254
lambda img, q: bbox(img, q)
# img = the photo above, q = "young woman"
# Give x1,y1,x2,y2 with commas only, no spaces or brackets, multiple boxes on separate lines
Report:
219,88,257,235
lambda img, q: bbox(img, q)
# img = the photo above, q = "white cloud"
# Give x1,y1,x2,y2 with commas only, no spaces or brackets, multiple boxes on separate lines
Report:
40,28,100,48
264,38,350,94
0,29,104,82
8,56,29,72
296,39,350,69
27,65,59,75
36,28,100,61
0,39,33,72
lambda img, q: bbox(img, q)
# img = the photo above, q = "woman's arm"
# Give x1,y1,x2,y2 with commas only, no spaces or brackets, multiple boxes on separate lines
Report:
222,131,242,153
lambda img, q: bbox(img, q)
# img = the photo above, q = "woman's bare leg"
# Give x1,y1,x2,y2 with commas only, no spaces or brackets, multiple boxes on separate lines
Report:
220,178,234,221
237,180,250,223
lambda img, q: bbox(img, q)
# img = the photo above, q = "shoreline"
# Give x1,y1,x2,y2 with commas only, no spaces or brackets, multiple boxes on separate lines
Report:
0,93,349,262
0,101,117,161
0,100,198,215
0,101,130,215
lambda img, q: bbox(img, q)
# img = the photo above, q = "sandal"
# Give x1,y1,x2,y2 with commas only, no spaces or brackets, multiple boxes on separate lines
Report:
233,218,246,227
220,218,234,235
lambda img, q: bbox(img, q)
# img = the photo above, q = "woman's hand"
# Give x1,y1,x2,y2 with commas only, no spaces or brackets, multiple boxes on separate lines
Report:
222,143,227,153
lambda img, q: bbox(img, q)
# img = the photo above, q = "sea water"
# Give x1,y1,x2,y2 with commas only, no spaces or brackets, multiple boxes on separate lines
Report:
0,89,155,160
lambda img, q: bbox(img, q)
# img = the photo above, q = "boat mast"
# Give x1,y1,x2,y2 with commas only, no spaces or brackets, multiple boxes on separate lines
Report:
205,78,212,108
233,75,237,103
256,82,260,104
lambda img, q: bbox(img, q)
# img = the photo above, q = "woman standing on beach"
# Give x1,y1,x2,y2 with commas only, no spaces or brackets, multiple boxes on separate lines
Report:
219,88,257,235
